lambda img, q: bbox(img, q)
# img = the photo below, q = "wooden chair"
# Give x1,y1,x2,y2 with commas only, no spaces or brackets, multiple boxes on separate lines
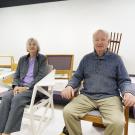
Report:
81,32,129,135
0,56,15,69
0,56,16,85
46,54,74,80
108,32,122,54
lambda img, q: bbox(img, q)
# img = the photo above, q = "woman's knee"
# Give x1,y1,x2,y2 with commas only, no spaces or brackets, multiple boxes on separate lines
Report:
11,93,31,108
11,95,24,108
2,91,13,103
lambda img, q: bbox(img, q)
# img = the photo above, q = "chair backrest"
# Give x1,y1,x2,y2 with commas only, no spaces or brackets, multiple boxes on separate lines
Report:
108,32,122,54
0,56,15,71
46,54,74,80
0,56,16,84
45,64,53,74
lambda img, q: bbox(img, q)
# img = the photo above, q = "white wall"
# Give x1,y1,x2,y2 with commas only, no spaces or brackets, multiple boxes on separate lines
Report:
0,0,135,74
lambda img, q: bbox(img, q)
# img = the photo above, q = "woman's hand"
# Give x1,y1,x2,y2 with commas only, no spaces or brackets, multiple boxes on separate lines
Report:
13,86,28,95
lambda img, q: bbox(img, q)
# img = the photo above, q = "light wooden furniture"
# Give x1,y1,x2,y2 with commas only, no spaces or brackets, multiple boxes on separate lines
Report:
0,56,17,85
108,32,122,54
81,32,129,135
46,54,74,80
0,70,15,94
0,56,15,69
81,106,129,135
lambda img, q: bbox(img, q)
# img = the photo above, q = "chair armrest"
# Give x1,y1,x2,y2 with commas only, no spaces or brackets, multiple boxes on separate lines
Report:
29,70,55,111
120,95,129,135
74,82,83,96
0,71,15,88
0,71,15,80
73,88,80,96
35,69,55,87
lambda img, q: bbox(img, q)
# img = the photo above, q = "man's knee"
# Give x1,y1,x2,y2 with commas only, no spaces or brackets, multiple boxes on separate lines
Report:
63,104,71,116
63,104,74,118
105,116,125,128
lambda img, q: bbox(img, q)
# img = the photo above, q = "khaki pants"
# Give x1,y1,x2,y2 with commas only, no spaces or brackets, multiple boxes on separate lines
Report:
63,94,125,135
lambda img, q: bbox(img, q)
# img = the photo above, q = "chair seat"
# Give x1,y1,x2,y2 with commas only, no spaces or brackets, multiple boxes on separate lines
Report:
82,110,103,124
87,110,101,117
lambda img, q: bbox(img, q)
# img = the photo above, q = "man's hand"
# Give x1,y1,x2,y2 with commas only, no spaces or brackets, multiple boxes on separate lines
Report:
61,86,75,99
124,92,135,107
13,86,28,95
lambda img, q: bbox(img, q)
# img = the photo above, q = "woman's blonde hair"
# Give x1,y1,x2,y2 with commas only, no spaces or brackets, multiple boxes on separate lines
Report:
26,38,40,52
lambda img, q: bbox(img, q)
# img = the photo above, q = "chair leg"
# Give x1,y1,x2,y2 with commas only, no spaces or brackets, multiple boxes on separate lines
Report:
30,110,37,135
124,107,129,135
92,122,105,128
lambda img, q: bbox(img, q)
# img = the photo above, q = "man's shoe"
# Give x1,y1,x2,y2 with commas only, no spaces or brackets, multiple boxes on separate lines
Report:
59,126,69,135
59,133,66,135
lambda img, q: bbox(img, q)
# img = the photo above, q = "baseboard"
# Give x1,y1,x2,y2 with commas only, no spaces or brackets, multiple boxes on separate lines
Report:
129,74,135,77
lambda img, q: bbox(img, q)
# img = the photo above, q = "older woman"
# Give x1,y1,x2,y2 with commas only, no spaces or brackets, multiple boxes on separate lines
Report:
0,38,48,135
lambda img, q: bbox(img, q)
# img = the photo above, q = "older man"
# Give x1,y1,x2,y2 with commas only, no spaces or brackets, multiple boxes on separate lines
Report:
61,29,135,135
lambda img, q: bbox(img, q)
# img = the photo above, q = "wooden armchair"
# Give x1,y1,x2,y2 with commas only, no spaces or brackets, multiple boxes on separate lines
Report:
108,32,122,54
81,32,129,135
46,54,74,80
0,56,14,69
0,56,17,85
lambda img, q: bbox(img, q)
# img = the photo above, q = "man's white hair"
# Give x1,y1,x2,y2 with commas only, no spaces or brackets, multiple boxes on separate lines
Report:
93,29,110,40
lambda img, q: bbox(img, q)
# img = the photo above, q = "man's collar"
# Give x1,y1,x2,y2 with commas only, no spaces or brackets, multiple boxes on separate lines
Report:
93,49,109,60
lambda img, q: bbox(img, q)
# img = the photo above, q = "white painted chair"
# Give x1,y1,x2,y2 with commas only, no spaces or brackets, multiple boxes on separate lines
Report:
0,65,55,135
24,69,55,135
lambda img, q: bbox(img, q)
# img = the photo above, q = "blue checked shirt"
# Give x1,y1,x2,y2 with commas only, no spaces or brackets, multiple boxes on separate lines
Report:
68,51,135,100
